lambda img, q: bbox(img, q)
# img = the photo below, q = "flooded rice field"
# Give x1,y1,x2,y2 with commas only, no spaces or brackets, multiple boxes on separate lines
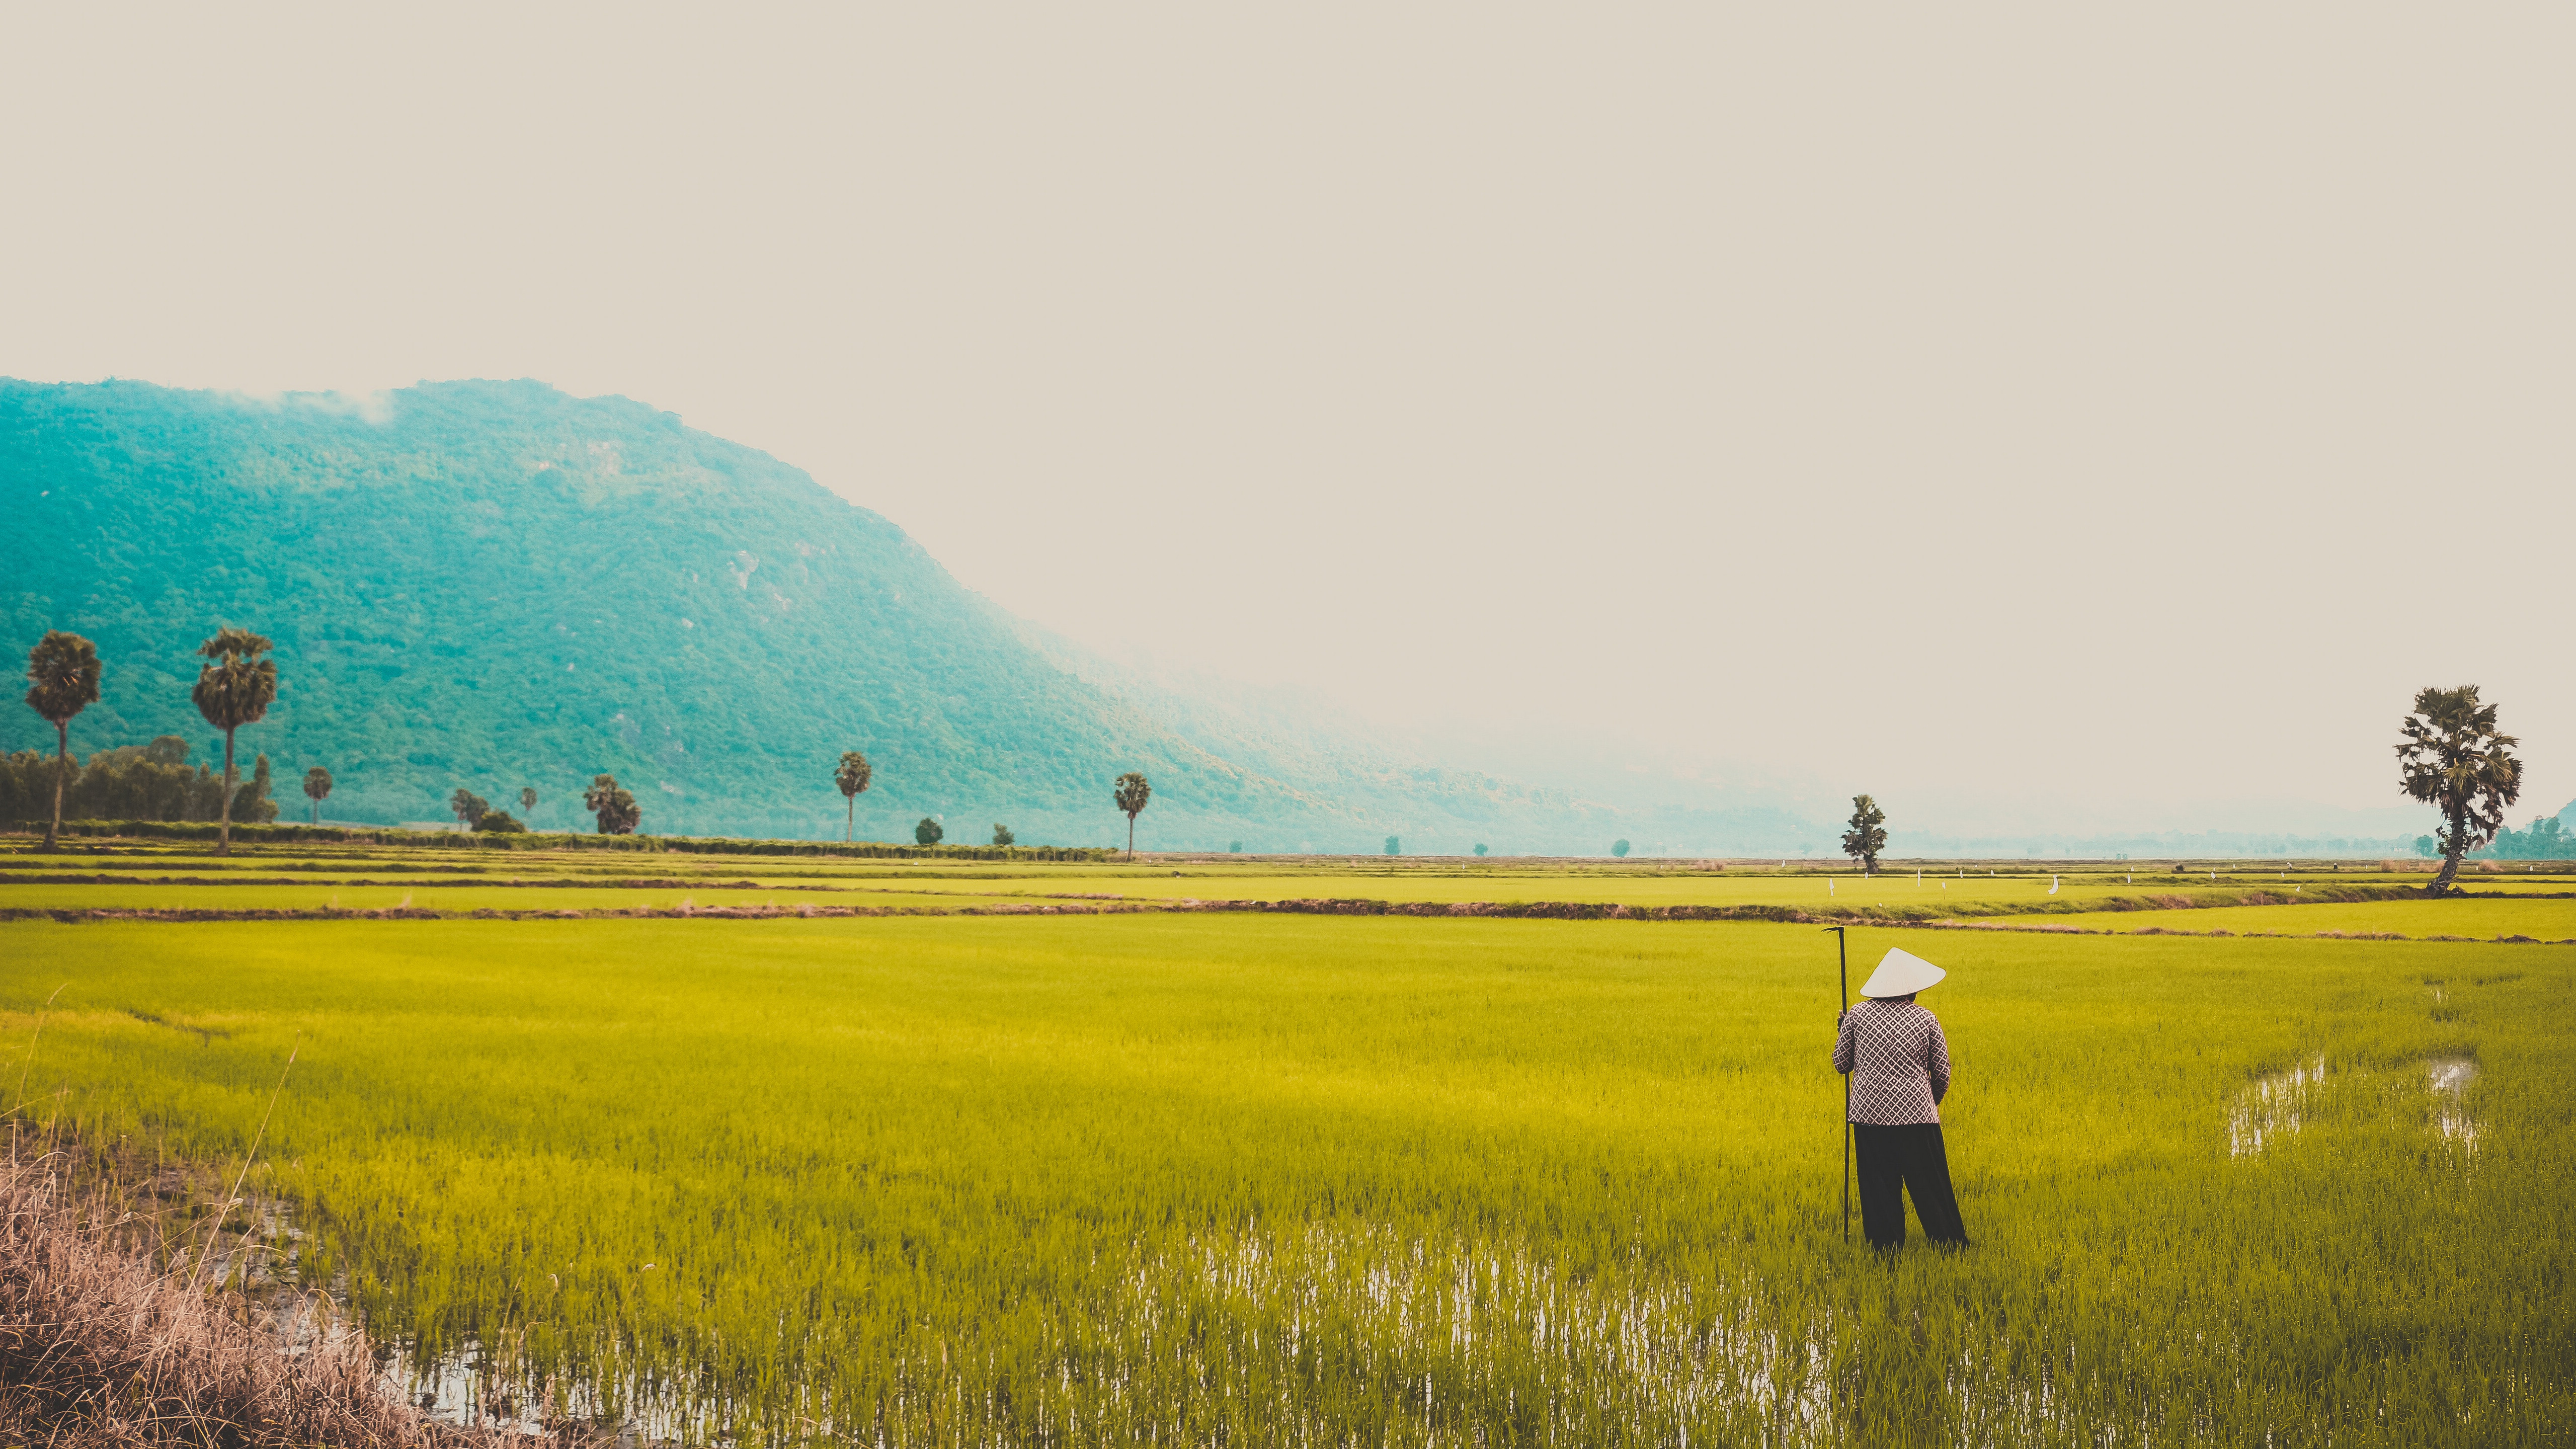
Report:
11,908,2573,1444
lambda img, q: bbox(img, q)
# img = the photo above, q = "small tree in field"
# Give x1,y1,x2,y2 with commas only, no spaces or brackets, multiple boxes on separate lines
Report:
584,773,641,835
992,823,1014,846
520,786,538,820
2396,685,2521,896
835,751,872,843
1473,843,1488,857
1842,795,1887,874
190,627,278,855
449,788,491,831
1385,835,1402,856
24,631,102,850
302,766,333,824
915,817,944,846
234,754,279,825
1230,841,1244,854
1114,772,1151,860
1611,839,1631,858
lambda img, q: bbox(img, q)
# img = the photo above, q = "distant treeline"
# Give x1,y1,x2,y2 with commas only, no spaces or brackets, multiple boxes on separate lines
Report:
8,817,1109,861
2428,813,2571,861
0,738,276,829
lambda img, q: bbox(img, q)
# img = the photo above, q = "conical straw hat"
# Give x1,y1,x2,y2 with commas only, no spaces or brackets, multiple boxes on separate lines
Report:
1859,946,1946,998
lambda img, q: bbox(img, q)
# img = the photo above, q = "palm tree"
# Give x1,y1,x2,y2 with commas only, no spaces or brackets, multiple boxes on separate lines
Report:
2397,686,2521,896
584,773,641,835
1113,771,1151,860
520,786,539,820
834,751,872,843
1842,794,1888,874
302,765,333,825
23,631,103,851
189,626,278,855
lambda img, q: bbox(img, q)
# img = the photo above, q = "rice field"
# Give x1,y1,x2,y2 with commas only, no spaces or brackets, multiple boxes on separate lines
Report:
0,882,1009,913
8,842,2565,946
4,844,2572,1445
12,841,2559,912
2015,898,2576,942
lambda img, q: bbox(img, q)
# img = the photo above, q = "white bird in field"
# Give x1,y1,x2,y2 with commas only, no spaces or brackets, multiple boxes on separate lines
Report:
2049,876,2060,895
1829,878,1836,895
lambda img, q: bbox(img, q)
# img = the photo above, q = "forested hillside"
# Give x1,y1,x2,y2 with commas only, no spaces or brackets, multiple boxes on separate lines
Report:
0,379,1725,850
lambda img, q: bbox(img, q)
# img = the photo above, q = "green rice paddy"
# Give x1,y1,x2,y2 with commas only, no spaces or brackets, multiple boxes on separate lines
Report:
4,842,2571,1445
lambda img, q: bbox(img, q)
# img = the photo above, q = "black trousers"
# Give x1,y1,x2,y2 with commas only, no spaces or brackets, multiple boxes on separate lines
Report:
1852,1122,1968,1248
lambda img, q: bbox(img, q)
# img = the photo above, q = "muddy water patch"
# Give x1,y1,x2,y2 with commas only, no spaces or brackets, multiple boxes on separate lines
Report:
2227,1055,2325,1156
2228,1054,2483,1156
2426,1057,2479,1147
143,1177,655,1441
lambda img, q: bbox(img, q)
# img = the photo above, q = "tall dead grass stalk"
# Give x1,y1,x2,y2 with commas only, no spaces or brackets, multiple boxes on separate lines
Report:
9,983,68,1118
186,1044,295,1297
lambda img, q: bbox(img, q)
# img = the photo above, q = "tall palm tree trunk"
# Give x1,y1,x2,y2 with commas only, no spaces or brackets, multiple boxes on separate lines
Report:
219,727,237,855
46,720,68,850
2429,805,2469,896
1128,816,1136,861
847,796,855,844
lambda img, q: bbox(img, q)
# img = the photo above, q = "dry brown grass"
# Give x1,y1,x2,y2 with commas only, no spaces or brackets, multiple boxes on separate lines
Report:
0,1147,528,1449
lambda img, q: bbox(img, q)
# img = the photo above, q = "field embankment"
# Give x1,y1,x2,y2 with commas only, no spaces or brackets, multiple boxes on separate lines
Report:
12,820,1109,861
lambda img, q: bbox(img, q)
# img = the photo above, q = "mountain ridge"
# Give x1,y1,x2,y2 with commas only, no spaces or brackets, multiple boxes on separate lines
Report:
0,377,1696,851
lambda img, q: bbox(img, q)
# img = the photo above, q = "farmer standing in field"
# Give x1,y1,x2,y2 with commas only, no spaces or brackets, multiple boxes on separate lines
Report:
1833,947,1970,1248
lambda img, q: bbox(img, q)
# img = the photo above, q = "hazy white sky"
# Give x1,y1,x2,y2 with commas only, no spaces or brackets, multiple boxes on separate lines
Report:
4,4,2567,833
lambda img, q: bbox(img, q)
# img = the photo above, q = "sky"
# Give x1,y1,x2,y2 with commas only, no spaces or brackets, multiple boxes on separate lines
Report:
3,4,2567,838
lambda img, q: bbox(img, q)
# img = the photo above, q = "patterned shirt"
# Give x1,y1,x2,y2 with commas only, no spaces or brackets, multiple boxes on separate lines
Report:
1833,999,1951,1125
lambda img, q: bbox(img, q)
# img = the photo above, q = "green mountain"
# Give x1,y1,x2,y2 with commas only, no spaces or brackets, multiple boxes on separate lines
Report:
4,378,1809,851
